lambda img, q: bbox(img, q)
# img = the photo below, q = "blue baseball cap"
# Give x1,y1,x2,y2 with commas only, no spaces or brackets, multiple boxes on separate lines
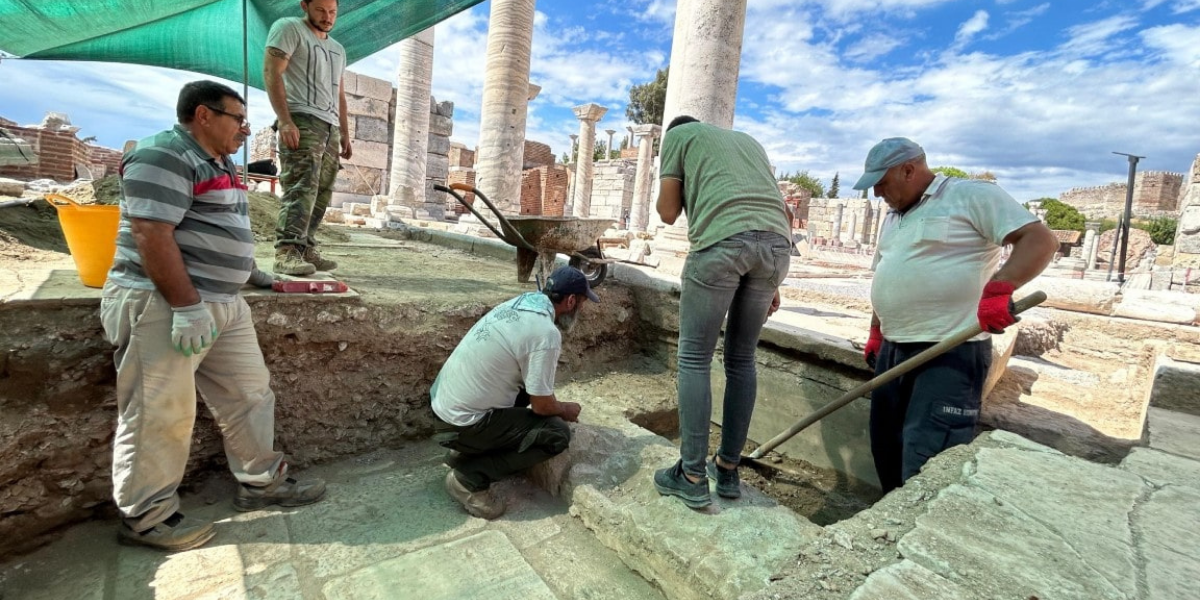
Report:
852,137,925,190
546,266,600,302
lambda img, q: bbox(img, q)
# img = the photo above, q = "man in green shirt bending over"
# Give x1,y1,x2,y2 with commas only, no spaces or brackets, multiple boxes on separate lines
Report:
653,116,793,509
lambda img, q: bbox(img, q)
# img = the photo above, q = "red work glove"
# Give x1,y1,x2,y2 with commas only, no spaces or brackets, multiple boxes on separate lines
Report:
864,325,883,369
978,280,1017,333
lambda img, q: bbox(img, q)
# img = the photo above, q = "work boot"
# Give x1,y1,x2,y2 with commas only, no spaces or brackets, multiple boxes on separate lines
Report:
274,245,316,276
234,476,327,512
653,460,712,509
445,470,505,519
117,512,215,552
706,456,741,499
302,246,338,272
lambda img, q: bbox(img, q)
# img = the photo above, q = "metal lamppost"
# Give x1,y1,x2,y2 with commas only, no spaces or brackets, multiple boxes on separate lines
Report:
1112,151,1144,285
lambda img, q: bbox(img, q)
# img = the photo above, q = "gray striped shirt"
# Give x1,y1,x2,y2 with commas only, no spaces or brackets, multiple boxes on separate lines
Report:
107,125,254,303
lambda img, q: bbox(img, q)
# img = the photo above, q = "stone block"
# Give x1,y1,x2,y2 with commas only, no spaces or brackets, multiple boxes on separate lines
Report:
334,168,384,196
1113,289,1200,325
345,140,389,170
345,95,391,120
0,177,26,196
426,154,449,180
1021,276,1119,315
340,70,359,96
323,207,345,223
1149,354,1200,415
1120,447,1200,489
849,560,977,600
354,116,390,144
354,73,394,102
427,134,450,156
429,113,453,138
433,99,454,117
344,202,371,217
1139,485,1200,600
330,192,371,208
362,217,387,228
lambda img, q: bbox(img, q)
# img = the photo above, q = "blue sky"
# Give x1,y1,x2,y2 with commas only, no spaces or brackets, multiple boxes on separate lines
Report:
2,0,1198,201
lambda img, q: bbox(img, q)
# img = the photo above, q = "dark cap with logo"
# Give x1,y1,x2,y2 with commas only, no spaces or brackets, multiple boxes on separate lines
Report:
546,266,600,302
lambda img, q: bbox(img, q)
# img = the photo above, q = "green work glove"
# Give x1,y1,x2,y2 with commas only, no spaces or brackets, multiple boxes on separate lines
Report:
171,303,218,356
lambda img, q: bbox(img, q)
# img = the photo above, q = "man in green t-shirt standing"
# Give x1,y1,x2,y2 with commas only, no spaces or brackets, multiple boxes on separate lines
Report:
263,0,351,276
652,116,793,509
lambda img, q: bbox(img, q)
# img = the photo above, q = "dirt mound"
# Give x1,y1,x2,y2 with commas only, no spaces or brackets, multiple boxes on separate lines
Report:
0,187,348,258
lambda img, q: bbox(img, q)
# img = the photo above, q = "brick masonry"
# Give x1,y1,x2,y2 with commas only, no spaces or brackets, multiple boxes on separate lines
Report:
0,115,123,182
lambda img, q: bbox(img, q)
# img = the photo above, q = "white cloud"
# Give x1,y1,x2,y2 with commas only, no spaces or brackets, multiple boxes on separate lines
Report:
1170,0,1200,13
952,10,990,52
1140,23,1200,65
1059,15,1141,57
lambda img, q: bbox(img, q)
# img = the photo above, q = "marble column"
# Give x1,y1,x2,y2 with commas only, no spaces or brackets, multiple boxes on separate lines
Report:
860,202,873,244
626,126,635,152
653,0,748,247
388,27,437,221
846,211,858,246
604,129,616,160
475,0,536,215
832,203,844,246
571,103,608,218
629,124,661,233
1084,227,1099,270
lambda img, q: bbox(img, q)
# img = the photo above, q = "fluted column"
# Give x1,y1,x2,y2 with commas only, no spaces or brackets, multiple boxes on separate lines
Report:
571,103,608,218
388,27,437,220
629,124,661,232
475,0,536,215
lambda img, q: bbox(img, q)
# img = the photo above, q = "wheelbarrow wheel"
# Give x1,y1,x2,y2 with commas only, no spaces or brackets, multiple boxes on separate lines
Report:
569,246,607,287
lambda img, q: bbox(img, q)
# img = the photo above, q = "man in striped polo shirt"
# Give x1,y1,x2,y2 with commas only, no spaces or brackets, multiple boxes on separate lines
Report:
101,80,325,552
652,116,794,509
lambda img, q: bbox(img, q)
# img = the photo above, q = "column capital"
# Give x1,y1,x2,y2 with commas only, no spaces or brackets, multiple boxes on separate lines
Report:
604,128,617,135
633,123,661,139
527,83,542,101
572,103,609,122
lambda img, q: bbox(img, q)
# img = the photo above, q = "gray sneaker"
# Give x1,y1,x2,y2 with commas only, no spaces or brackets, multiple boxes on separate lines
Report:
234,476,327,511
653,460,712,509
706,457,742,499
445,470,505,519
117,512,215,552
302,246,338,272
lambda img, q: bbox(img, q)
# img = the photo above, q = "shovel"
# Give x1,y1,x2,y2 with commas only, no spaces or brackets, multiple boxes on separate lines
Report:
742,290,1047,470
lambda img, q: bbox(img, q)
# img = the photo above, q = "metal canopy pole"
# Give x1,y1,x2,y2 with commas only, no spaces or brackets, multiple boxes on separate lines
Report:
242,0,250,185
1112,151,1144,285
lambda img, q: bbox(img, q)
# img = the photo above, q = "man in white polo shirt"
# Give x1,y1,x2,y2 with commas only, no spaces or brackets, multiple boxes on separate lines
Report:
431,266,597,519
854,137,1057,493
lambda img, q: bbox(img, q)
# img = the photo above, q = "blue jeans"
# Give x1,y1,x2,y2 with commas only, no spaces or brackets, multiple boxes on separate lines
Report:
676,231,792,478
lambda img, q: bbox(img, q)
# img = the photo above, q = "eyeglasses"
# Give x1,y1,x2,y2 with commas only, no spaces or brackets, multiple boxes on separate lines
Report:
204,105,251,129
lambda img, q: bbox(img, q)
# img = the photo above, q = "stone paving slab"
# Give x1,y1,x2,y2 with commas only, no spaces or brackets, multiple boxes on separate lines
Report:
848,560,979,600
322,531,556,600
1146,407,1200,461
1120,446,1200,489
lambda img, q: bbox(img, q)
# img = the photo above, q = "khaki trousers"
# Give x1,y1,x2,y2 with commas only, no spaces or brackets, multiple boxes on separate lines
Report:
100,283,284,531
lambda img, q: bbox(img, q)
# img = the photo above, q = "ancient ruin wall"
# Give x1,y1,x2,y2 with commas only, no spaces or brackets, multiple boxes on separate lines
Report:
1060,171,1184,219
0,117,123,182
589,159,637,223
0,285,642,558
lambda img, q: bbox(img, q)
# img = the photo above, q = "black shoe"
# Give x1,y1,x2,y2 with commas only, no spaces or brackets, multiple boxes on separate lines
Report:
653,460,712,509
117,512,215,552
706,456,741,499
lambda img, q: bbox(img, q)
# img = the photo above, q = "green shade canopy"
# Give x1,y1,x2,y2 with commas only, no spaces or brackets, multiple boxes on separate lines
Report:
0,0,485,89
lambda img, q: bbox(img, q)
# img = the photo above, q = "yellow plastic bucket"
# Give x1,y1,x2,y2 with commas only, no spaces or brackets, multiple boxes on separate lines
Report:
45,194,120,288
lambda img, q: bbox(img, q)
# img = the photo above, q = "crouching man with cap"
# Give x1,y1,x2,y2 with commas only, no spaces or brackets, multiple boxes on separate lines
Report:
854,137,1057,493
431,266,598,519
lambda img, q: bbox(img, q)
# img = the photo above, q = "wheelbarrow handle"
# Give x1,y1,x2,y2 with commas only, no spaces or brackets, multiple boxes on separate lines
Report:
432,183,538,253
745,290,1048,460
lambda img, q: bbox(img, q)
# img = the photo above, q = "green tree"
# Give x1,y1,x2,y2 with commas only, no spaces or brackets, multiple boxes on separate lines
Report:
626,67,668,125
780,170,825,198
1025,198,1084,231
1133,217,1177,245
932,166,970,179
829,172,840,199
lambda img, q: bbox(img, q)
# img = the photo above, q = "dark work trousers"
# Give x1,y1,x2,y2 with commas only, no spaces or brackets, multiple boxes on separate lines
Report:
869,338,992,494
434,390,571,492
